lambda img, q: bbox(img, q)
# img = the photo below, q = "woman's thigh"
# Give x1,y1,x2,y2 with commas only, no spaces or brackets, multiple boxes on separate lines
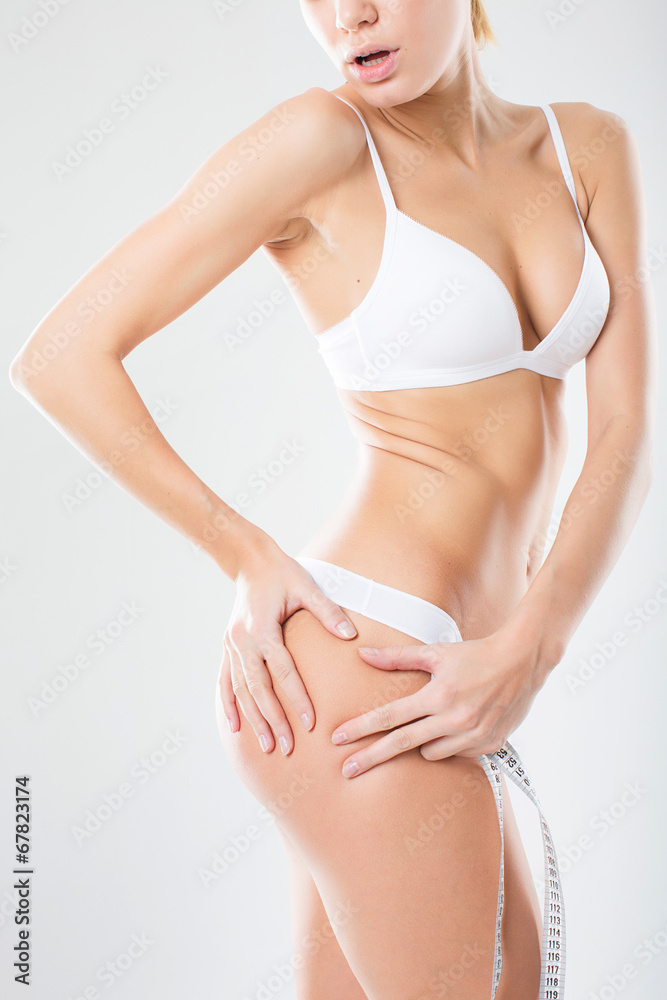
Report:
278,825,370,999
216,606,542,1000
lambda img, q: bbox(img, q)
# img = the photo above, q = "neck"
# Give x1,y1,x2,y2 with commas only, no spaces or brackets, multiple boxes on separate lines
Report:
343,49,507,170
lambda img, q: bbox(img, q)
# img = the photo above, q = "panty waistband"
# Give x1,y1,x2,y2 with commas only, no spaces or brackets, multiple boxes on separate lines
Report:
295,555,462,644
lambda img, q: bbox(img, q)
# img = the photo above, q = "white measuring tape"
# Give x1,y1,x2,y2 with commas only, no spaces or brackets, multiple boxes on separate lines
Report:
479,740,565,999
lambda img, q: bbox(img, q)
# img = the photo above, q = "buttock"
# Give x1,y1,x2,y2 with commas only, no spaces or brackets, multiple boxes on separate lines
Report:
286,555,565,999
215,554,557,999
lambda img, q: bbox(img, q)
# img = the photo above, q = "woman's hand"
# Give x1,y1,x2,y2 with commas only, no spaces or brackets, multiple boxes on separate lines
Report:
330,624,548,777
218,539,358,755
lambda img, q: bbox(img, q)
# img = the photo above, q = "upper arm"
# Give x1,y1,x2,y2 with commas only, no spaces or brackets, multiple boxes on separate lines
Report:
572,104,658,454
10,87,362,383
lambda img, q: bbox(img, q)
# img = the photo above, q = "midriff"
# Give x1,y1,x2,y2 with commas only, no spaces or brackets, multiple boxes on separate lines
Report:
296,367,569,640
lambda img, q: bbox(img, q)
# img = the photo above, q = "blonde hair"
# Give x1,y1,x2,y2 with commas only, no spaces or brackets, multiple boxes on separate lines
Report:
471,0,497,47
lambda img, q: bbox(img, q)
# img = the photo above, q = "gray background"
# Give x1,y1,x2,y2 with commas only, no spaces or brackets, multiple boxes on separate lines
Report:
1,0,666,997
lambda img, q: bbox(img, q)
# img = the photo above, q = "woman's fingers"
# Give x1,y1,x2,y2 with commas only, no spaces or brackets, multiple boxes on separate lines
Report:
331,643,445,745
230,638,301,755
228,644,276,751
419,735,480,761
356,642,441,671
338,715,455,778
218,641,240,733
331,687,432,745
298,583,358,640
260,630,316,733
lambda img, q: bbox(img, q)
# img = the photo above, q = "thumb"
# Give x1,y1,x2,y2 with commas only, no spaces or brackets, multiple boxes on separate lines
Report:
357,643,435,671
299,589,358,639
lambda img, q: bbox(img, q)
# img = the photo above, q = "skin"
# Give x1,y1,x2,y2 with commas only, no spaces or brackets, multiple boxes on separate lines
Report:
9,0,656,995
220,0,656,776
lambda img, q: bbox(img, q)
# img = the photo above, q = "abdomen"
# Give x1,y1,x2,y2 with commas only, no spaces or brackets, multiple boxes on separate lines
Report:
298,369,569,639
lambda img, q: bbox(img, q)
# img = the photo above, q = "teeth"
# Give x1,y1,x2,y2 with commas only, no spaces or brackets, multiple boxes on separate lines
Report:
358,51,388,66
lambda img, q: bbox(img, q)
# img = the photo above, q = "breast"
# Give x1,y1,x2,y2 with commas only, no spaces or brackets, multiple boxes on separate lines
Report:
314,213,610,390
316,218,520,387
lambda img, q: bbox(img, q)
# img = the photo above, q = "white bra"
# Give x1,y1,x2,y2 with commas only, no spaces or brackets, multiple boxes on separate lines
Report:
308,97,610,391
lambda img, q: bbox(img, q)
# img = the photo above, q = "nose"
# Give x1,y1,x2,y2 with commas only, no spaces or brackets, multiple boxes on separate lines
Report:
335,1,379,33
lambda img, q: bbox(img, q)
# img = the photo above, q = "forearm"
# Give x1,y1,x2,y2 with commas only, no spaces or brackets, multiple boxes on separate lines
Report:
507,415,653,683
10,352,275,579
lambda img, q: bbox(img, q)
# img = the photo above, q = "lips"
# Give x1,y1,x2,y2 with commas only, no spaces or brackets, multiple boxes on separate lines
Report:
345,44,398,63
356,50,391,65
347,48,399,83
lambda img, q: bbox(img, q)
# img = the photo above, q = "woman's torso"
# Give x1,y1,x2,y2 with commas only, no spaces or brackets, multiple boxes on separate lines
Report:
262,86,606,639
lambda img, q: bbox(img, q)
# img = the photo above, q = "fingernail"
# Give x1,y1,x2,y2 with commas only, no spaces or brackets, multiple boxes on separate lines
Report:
227,718,236,734
336,621,357,638
342,760,359,778
259,734,270,752
279,736,289,755
332,731,346,744
300,713,312,730
359,646,379,654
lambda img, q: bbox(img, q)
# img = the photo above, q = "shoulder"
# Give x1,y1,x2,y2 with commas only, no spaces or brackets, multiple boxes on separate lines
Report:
252,87,370,244
546,101,637,175
262,86,369,177
546,101,639,210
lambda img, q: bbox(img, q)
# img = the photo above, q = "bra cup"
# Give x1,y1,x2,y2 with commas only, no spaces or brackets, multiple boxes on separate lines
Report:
541,244,611,368
309,96,611,390
354,221,522,372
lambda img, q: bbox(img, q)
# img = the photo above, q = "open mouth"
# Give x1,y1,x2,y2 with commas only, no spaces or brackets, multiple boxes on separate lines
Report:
355,50,392,66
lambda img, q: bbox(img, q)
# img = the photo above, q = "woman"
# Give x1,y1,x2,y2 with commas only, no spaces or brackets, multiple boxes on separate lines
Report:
9,1,656,997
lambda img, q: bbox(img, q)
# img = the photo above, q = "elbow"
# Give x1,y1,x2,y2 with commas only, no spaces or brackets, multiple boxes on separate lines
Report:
8,352,47,401
8,353,32,395
9,342,68,402
8,351,59,411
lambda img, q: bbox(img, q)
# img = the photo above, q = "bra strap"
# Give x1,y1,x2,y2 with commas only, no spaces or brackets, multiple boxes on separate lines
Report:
540,104,582,218
332,94,397,217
